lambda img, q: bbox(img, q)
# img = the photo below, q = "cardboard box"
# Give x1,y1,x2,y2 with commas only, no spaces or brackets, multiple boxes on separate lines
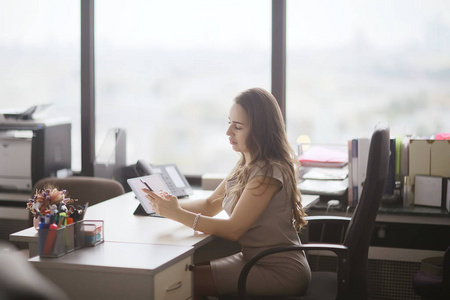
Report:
430,140,450,177
409,140,432,186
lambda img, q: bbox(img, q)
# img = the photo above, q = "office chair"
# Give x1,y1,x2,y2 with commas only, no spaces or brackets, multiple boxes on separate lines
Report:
29,176,125,226
412,246,450,300
221,124,390,300
0,241,69,300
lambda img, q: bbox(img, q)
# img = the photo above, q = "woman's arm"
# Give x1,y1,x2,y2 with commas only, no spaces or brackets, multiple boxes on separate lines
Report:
146,176,280,241
178,179,227,217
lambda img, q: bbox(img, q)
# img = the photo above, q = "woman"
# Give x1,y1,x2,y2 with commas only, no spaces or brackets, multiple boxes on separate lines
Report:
144,87,311,299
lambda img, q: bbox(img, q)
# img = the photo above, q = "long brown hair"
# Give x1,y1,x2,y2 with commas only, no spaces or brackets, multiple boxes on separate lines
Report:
226,88,307,230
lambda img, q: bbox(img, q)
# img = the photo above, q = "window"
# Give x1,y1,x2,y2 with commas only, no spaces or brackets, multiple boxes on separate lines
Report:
0,0,81,170
95,0,271,174
286,0,450,145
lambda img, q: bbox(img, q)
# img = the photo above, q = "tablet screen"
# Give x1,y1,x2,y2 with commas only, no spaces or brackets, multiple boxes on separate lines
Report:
127,174,170,214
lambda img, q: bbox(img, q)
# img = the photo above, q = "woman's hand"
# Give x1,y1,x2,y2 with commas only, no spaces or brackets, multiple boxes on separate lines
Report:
142,189,181,218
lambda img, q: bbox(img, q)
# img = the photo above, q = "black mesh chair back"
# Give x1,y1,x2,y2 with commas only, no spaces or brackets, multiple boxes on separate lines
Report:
341,124,391,299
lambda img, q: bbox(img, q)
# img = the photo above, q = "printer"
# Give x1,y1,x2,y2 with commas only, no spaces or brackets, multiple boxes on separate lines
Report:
0,105,71,192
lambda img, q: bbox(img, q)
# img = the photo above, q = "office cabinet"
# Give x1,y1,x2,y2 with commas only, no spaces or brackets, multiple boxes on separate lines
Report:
154,256,192,300
30,242,194,300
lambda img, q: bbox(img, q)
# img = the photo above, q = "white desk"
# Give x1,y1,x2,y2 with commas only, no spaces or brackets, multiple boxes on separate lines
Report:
10,190,320,258
10,190,218,258
10,190,319,300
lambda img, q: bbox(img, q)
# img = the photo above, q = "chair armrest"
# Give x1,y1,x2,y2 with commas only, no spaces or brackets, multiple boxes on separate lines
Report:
237,243,349,299
304,215,351,226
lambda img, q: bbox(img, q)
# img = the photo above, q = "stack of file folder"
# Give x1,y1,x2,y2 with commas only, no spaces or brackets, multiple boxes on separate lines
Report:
298,145,348,196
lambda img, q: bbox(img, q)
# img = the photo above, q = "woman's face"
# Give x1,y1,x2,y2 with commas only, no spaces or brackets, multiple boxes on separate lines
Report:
227,103,250,156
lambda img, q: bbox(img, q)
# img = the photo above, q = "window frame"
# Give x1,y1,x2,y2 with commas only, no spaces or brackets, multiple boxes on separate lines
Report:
80,0,287,176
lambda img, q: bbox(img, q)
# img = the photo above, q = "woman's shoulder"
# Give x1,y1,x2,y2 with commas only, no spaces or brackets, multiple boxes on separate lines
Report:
249,160,284,181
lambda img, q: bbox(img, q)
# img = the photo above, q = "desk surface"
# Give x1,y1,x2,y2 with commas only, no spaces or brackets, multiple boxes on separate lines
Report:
19,191,318,300
10,190,320,248
10,190,217,249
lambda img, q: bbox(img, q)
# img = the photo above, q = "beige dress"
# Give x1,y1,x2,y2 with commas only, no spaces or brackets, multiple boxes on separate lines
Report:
210,164,311,296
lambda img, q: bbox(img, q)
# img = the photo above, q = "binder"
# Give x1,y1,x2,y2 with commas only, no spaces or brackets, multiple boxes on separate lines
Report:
347,140,353,206
400,135,411,180
395,136,402,182
351,139,358,206
384,139,396,196
447,178,450,212
356,138,370,203
348,138,369,207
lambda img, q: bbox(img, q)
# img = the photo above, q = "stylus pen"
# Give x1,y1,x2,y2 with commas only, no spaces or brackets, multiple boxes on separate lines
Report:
140,178,153,191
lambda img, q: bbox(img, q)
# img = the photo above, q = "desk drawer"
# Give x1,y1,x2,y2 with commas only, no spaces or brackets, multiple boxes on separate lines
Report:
154,256,192,300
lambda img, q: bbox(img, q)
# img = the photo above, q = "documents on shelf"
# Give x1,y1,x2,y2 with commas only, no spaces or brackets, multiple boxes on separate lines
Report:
298,133,450,209
301,166,348,181
298,178,348,196
297,144,349,197
298,145,348,168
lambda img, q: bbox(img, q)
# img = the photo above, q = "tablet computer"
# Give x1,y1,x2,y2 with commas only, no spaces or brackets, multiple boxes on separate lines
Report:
127,174,170,215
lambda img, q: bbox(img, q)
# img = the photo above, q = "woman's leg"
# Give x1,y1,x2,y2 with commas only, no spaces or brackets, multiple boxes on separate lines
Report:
194,263,219,300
